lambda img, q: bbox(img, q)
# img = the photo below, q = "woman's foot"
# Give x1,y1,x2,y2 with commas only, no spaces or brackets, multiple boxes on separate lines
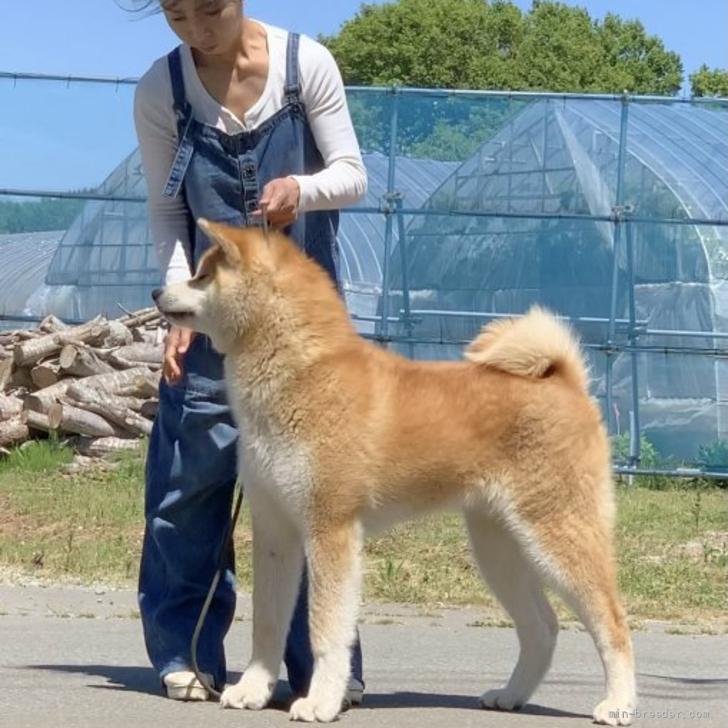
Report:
163,670,213,701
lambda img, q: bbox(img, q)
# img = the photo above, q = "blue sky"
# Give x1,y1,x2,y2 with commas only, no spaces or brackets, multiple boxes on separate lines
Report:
0,0,725,80
0,0,726,193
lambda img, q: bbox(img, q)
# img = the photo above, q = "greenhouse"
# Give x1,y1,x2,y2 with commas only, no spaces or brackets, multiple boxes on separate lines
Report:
1,80,727,471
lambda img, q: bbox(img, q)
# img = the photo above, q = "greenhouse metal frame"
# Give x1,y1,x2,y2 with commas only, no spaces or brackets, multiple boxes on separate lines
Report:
1,71,728,478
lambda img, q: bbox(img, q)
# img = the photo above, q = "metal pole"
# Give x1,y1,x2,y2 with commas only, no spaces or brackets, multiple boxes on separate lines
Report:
379,87,400,341
5,71,728,106
395,195,415,358
606,94,631,436
625,220,641,472
541,100,549,213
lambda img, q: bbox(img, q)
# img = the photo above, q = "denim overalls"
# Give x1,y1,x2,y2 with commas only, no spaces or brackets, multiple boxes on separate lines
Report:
138,33,363,694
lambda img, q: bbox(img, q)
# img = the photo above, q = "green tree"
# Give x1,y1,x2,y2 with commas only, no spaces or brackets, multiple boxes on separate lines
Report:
0,196,86,234
323,0,523,89
322,1,684,159
596,12,683,95
322,0,683,94
690,64,728,98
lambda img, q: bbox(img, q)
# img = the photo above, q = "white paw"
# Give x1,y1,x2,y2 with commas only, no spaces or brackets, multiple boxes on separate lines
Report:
479,687,525,711
219,670,273,710
593,698,635,725
289,695,341,723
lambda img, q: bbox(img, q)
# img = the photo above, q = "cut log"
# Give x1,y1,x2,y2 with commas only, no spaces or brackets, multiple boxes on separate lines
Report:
114,371,161,399
109,343,163,366
110,355,161,371
62,386,146,414
23,379,74,413
24,366,154,414
10,366,34,390
123,395,147,413
0,358,13,392
12,334,61,366
0,333,20,348
0,394,23,421
103,321,133,347
38,314,68,334
3,309,165,449
21,409,52,433
55,316,109,345
107,354,137,370
0,417,29,448
75,436,141,457
31,360,64,389
13,315,108,367
88,366,159,394
120,308,161,329
17,330,41,341
63,385,153,436
59,344,115,377
47,402,121,438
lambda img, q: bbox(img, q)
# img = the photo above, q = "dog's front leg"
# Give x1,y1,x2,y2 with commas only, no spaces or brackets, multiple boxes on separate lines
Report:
289,521,362,723
221,492,304,710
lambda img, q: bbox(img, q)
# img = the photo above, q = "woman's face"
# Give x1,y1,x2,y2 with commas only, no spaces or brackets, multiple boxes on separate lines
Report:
161,0,243,55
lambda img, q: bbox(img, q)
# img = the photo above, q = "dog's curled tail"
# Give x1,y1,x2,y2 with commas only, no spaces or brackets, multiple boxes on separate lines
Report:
464,306,589,394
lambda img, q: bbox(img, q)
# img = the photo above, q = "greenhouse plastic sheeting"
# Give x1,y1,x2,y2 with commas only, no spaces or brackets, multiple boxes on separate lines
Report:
2,77,728,470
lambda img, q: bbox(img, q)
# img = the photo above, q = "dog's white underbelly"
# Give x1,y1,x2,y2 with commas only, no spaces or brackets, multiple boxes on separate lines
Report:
360,493,466,536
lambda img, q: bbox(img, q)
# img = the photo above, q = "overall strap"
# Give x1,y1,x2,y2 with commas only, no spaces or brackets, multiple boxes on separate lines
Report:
167,46,191,134
163,46,194,198
284,32,302,105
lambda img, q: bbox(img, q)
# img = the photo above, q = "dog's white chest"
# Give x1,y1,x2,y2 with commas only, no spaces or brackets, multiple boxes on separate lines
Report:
235,414,314,513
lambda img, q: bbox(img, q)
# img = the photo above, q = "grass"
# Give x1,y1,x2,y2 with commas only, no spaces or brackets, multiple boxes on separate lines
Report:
614,484,728,621
0,439,143,582
0,440,726,626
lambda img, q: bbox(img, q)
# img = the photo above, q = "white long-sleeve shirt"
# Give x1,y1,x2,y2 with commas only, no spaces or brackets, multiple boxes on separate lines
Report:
134,20,367,284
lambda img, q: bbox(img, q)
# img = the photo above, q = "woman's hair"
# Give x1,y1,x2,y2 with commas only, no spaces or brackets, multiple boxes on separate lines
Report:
118,1,241,13
117,0,241,16
116,1,162,14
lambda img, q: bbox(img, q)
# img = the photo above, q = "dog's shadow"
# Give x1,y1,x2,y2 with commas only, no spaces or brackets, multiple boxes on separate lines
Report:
364,692,588,717
22,664,589,718
23,664,165,697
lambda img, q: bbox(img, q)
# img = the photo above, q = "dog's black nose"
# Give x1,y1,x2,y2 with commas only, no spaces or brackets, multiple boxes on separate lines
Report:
151,288,163,302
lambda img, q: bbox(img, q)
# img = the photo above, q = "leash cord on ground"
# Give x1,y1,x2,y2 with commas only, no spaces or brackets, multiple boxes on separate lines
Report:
190,479,244,700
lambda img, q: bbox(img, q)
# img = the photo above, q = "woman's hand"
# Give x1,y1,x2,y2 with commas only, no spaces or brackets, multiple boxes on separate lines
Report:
163,326,195,385
252,176,301,229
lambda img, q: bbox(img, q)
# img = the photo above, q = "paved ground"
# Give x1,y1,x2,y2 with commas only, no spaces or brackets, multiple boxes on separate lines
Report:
0,583,726,728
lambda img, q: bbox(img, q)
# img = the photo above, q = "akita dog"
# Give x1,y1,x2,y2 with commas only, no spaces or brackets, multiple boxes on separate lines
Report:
154,219,636,725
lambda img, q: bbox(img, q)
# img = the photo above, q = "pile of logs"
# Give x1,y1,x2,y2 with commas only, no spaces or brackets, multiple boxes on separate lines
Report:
0,308,164,457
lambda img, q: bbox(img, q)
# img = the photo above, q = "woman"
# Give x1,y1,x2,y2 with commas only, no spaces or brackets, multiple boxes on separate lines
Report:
130,0,367,704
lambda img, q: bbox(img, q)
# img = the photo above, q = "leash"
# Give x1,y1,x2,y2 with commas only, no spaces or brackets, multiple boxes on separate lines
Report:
261,205,271,241
189,211,268,700
190,477,244,700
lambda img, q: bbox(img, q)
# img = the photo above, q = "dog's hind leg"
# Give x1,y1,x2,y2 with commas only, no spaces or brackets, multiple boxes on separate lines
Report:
221,490,304,710
533,524,636,726
465,511,559,711
289,521,362,723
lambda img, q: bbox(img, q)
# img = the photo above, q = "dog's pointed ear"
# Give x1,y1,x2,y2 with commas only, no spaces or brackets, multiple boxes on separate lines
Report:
197,218,241,264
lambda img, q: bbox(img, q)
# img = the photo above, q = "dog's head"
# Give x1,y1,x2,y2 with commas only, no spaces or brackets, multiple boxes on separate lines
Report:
153,219,351,356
